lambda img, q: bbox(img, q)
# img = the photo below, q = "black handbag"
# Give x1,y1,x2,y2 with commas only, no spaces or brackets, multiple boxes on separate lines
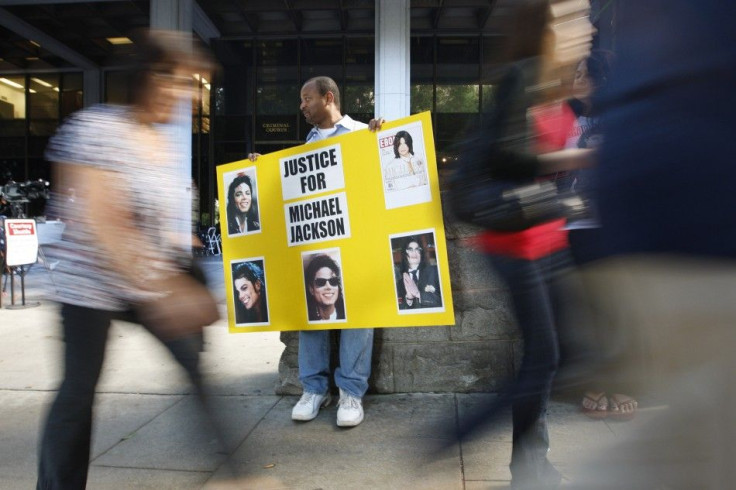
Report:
448,59,566,232
451,177,565,232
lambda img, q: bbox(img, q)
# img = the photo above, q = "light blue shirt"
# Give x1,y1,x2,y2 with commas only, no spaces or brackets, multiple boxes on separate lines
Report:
305,114,368,143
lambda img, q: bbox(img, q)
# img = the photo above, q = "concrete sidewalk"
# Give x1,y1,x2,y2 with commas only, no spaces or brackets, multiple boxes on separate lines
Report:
0,260,630,489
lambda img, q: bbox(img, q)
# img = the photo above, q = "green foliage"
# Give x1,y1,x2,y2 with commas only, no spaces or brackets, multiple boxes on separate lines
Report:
411,85,433,113
435,84,479,113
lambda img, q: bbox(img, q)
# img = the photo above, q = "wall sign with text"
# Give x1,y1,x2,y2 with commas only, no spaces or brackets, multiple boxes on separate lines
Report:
217,112,454,333
3,219,39,267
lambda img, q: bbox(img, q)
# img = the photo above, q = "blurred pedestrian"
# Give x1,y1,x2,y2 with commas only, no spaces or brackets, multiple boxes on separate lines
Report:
248,76,384,428
450,1,593,487
568,1,736,488
534,49,639,420
37,30,225,489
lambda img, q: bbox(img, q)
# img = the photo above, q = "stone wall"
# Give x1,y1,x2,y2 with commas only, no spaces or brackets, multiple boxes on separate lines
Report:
275,209,522,395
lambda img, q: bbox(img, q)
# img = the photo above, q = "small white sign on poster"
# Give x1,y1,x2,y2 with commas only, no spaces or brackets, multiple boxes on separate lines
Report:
4,219,39,266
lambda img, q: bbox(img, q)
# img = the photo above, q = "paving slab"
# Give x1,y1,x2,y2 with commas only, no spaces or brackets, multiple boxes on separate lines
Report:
546,401,618,469
200,330,285,396
0,302,62,391
0,391,51,488
90,393,187,458
93,395,281,472
211,394,463,490
465,482,512,490
86,466,210,490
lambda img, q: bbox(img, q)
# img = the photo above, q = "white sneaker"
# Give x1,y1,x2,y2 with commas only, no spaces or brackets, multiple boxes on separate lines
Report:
336,388,364,427
291,391,331,421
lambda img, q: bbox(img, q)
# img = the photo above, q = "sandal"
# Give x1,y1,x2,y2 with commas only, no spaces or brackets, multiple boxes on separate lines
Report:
581,391,609,419
608,393,638,421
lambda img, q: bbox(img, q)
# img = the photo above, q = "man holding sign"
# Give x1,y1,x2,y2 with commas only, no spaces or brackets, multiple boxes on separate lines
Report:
249,76,384,427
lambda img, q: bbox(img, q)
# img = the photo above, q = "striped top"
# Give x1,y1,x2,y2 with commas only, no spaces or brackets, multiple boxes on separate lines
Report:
44,104,189,310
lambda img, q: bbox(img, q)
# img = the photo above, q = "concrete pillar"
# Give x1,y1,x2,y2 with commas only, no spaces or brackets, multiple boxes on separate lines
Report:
375,0,410,120
150,0,194,245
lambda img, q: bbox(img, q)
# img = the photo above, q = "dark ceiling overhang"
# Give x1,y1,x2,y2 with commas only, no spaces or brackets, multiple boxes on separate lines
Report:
0,0,507,72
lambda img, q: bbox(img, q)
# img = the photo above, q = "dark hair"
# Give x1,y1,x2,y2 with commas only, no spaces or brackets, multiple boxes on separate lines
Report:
128,29,213,106
582,49,614,90
303,76,341,111
393,131,415,158
573,50,615,117
226,174,258,227
400,236,427,273
304,253,345,320
233,260,264,287
232,261,267,322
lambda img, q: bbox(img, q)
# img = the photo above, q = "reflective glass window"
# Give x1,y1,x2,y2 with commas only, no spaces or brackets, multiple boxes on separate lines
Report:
345,37,374,116
105,70,130,104
435,37,480,155
29,75,59,136
192,73,212,134
301,38,343,78
213,40,255,117
61,73,83,119
256,40,299,144
482,36,506,81
437,37,479,83
411,85,433,114
481,84,496,113
411,37,434,115
435,84,479,114
0,76,27,137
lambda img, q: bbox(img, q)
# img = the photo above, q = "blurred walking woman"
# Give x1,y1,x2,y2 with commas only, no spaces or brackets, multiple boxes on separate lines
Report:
38,31,216,489
226,173,260,235
454,1,593,488
305,254,346,321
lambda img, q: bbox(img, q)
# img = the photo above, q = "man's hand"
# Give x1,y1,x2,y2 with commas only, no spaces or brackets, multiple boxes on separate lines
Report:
247,153,261,162
368,117,386,132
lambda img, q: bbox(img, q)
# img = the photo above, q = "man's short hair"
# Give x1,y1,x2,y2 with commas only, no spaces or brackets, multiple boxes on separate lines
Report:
304,76,341,111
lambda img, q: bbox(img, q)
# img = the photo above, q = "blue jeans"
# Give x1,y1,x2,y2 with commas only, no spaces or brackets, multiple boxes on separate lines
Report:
487,250,571,486
298,328,374,398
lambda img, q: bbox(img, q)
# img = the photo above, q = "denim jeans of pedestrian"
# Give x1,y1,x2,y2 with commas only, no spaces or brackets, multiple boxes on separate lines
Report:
298,328,374,398
486,250,571,486
37,303,210,490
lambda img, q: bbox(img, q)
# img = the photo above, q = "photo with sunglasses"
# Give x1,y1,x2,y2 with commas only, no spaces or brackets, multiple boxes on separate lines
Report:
302,249,346,322
390,230,443,313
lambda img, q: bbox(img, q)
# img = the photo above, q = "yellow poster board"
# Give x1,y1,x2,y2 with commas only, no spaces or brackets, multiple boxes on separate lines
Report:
217,111,454,333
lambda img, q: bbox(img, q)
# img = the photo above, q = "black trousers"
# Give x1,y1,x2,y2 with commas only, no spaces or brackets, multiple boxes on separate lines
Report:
486,250,570,487
37,303,210,490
